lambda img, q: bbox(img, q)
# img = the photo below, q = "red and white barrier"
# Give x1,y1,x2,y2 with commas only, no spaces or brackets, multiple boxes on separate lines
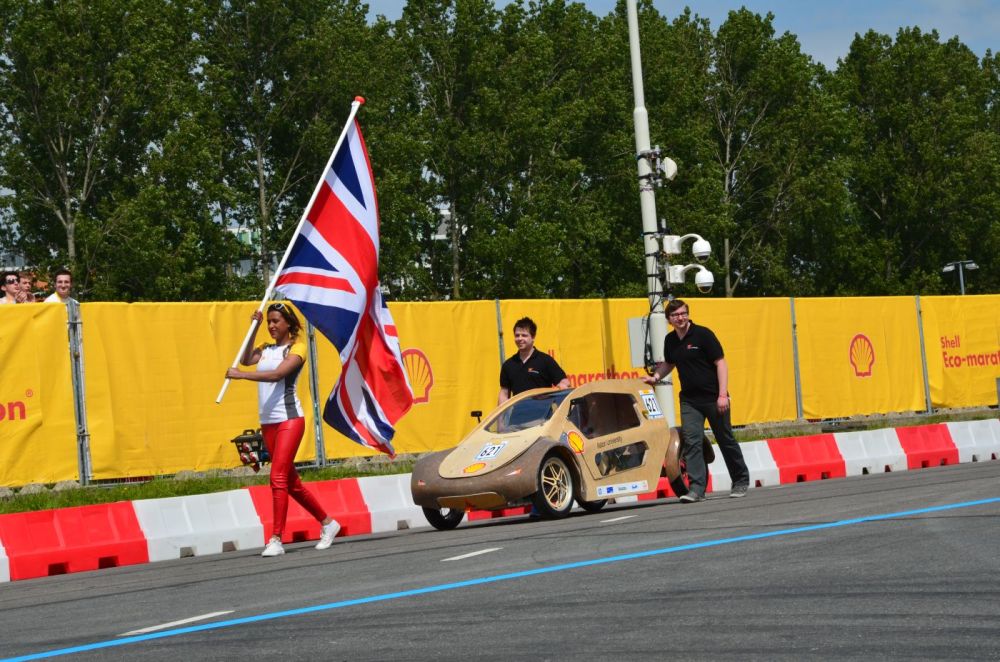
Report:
0,537,9,583
946,419,1000,463
833,428,908,476
0,420,996,583
357,473,432,533
132,490,264,562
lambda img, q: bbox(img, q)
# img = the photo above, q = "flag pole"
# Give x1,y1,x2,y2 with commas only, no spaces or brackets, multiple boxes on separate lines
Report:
216,96,367,403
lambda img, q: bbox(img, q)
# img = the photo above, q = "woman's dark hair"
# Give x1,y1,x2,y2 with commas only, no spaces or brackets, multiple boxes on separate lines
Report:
267,302,302,340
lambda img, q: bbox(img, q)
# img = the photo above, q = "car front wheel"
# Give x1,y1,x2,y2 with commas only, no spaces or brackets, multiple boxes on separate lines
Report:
423,506,464,530
532,455,575,518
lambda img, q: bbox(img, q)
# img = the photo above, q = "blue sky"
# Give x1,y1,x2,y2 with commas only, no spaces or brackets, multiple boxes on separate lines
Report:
365,0,999,68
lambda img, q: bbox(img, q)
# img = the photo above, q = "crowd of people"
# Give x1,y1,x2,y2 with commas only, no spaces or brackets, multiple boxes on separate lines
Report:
0,268,74,304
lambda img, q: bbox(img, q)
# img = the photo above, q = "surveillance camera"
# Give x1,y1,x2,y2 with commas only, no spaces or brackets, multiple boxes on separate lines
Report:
659,157,678,181
691,237,712,262
694,268,714,293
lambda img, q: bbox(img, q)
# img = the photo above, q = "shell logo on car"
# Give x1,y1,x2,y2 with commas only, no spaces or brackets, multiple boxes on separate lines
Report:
401,348,433,403
567,431,584,454
463,462,486,474
849,334,875,377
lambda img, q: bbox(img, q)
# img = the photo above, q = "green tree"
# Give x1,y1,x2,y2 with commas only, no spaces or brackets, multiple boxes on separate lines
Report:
200,0,377,288
0,0,233,298
700,9,851,296
834,28,1000,294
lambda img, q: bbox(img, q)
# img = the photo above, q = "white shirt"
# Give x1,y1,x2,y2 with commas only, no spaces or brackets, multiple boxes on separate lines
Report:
256,340,307,424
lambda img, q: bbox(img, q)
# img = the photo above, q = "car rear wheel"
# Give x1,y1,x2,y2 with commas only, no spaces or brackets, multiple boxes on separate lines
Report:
532,455,575,518
423,506,464,530
577,498,607,513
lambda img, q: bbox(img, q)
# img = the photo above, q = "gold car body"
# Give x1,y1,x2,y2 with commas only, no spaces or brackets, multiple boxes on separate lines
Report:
411,379,689,513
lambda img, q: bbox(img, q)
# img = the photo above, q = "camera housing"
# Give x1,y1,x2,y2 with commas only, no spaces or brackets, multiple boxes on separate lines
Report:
691,238,712,262
694,267,714,293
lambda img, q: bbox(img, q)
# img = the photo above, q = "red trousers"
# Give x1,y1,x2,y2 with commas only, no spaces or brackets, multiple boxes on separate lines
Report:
261,418,327,538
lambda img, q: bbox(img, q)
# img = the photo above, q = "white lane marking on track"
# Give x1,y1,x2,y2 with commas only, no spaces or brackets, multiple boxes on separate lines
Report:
600,515,638,523
442,547,502,562
119,611,234,636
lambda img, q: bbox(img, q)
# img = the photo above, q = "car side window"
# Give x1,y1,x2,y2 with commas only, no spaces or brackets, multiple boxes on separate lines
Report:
569,392,641,440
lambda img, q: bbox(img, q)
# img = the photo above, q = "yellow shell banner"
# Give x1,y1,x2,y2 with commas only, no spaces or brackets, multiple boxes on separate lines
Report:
794,297,927,418
918,295,1000,408
0,304,78,486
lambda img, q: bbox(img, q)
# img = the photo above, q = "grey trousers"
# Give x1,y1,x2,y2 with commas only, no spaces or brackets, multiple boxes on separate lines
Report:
679,399,750,496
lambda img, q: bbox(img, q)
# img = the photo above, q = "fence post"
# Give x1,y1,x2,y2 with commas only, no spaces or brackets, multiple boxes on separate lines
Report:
495,299,506,367
305,319,327,466
789,297,804,419
66,301,92,486
915,295,933,413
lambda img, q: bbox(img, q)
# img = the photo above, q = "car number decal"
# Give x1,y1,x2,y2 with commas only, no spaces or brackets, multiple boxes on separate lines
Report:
475,441,507,460
639,390,663,419
596,480,649,497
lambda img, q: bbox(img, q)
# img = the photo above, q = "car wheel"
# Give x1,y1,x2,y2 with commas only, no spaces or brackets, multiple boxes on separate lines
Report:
577,498,607,513
422,506,464,531
532,454,575,518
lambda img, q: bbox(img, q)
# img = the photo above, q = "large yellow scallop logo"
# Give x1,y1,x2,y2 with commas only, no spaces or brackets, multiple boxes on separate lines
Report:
849,334,875,377
567,431,584,454
402,348,434,403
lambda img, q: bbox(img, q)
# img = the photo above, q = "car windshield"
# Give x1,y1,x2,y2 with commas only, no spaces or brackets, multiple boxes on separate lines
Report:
485,389,572,433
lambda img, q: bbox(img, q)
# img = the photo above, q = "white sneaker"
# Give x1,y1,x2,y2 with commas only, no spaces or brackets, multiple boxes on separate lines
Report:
261,539,285,557
315,520,341,550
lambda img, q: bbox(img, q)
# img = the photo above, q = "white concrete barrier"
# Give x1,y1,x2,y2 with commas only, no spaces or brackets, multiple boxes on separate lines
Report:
946,419,1000,463
739,440,780,488
133,489,264,561
834,428,908,476
0,537,9,583
357,474,436,533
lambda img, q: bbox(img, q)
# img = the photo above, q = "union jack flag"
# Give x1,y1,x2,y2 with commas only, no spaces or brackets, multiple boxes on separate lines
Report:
274,118,413,457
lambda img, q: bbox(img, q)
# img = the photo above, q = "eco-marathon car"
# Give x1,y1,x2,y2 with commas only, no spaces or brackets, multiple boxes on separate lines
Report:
411,378,714,530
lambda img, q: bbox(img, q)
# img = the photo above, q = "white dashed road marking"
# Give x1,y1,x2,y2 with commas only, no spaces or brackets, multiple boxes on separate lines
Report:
442,547,503,562
120,611,234,636
600,515,638,523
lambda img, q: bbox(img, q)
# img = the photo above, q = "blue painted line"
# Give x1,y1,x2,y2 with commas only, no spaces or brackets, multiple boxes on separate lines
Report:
6,496,999,662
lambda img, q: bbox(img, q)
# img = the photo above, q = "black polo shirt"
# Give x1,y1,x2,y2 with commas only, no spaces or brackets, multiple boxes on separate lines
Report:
663,321,725,404
499,349,567,396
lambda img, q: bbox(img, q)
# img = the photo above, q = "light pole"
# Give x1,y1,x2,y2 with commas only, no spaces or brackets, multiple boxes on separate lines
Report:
625,0,713,425
942,260,978,295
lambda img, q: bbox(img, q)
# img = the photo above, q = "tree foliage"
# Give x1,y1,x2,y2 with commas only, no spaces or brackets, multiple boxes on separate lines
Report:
1,0,996,300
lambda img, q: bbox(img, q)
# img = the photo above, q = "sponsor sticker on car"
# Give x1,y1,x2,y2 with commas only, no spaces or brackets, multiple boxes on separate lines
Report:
596,480,649,497
475,441,507,460
639,389,663,419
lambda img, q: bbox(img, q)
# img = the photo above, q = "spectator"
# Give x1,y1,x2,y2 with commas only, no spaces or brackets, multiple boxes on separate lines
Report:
44,269,75,304
642,299,750,502
1,272,19,304
16,272,35,303
498,316,570,405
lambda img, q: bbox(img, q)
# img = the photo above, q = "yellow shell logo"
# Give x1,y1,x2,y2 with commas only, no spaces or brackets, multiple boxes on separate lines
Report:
849,334,875,377
567,431,584,454
401,348,433,404
463,462,486,474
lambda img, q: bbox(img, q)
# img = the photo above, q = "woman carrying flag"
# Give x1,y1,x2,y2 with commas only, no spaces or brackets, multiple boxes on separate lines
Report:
226,303,340,557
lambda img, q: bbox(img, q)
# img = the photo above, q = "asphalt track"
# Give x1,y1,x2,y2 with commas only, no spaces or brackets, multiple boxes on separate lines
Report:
2,461,999,661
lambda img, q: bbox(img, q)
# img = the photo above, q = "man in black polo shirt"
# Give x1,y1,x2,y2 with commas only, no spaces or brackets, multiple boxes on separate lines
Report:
498,317,570,404
642,299,749,502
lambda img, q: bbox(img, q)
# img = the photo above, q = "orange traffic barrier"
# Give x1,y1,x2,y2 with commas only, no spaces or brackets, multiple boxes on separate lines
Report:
0,502,149,581
767,434,847,484
895,424,959,469
245,479,371,544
